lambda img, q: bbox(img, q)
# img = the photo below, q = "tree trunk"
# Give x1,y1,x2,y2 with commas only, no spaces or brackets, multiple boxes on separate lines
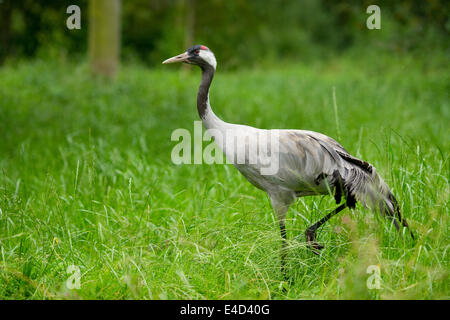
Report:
88,0,121,78
184,0,195,49
0,1,12,65
181,0,195,71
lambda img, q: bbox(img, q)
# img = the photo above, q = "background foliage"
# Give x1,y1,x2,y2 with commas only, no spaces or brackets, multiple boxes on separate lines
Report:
0,0,448,67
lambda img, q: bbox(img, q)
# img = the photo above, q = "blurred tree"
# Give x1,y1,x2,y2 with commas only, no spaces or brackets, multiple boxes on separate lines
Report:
183,0,195,70
172,0,196,71
0,1,12,64
0,0,448,67
88,0,121,77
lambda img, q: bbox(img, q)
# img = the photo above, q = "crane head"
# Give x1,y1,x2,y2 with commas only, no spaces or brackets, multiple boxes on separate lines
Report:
162,45,216,69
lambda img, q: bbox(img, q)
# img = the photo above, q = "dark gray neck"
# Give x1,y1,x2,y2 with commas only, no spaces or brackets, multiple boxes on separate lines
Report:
197,65,215,119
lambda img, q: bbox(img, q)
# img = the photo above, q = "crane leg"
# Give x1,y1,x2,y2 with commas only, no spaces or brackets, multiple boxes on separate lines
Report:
269,193,295,282
279,221,288,281
305,204,346,254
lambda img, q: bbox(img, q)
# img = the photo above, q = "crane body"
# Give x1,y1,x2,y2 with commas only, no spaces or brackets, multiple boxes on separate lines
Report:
163,45,414,277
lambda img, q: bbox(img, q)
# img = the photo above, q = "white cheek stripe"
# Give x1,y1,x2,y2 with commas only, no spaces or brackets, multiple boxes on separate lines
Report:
199,50,217,69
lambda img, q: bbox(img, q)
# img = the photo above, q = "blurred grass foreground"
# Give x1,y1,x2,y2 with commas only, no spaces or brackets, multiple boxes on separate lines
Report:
0,0,449,299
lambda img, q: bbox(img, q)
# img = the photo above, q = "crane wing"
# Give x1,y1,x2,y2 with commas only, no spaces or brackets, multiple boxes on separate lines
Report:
264,130,347,194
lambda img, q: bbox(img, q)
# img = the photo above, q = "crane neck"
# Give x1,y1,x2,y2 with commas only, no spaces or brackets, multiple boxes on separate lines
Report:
197,65,224,129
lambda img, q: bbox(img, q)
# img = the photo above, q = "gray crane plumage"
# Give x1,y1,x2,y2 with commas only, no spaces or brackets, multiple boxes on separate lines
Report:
230,128,412,239
163,45,414,278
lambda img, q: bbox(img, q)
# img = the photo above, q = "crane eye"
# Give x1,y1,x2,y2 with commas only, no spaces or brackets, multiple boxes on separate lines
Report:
195,50,200,54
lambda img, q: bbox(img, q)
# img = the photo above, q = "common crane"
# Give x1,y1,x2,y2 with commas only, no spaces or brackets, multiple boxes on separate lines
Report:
163,45,414,277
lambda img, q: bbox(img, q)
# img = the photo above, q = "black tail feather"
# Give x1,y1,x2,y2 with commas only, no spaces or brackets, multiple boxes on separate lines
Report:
330,169,415,240
387,193,415,240
332,150,415,240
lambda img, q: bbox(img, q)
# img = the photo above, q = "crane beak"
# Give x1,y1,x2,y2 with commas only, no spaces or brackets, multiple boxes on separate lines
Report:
162,52,189,64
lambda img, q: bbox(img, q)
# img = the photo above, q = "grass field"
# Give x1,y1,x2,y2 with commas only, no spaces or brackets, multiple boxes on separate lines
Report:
0,51,448,299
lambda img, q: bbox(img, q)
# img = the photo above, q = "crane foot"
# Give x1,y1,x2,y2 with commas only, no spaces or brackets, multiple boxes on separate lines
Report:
305,229,324,255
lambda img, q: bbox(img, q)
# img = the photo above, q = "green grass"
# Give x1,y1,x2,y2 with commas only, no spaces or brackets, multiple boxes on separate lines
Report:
0,52,448,299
